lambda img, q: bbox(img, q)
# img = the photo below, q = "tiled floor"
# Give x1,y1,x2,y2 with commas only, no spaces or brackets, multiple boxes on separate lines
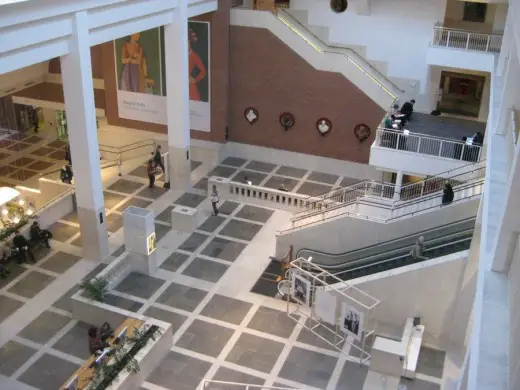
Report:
0,155,446,390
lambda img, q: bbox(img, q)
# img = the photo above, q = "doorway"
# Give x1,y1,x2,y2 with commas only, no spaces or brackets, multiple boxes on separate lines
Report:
438,71,485,118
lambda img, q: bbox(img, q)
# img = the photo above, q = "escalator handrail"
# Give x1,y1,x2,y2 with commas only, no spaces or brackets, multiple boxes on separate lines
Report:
295,216,475,259
319,227,474,271
332,236,472,279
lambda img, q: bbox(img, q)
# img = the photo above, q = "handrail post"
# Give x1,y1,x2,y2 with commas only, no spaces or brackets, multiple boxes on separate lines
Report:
396,133,401,150
466,33,470,50
117,156,122,176
416,136,421,153
446,30,451,47
438,140,443,156
485,35,490,52
460,144,465,160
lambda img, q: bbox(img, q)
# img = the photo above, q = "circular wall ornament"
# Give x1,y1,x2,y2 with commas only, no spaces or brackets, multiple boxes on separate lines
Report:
244,107,259,125
316,118,332,136
330,0,348,13
353,123,371,142
279,112,295,131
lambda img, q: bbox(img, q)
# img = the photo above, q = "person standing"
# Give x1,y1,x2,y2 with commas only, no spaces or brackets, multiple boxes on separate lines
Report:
210,185,219,216
442,183,454,205
147,159,156,189
153,145,165,173
410,236,428,261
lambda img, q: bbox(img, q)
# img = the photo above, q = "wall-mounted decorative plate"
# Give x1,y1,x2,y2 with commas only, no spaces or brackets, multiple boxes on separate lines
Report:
244,107,259,125
354,123,371,142
279,112,295,131
316,118,332,136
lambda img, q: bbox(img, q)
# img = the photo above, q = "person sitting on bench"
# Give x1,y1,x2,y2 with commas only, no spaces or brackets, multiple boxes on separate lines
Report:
88,327,108,355
30,221,52,249
13,230,36,264
400,99,416,121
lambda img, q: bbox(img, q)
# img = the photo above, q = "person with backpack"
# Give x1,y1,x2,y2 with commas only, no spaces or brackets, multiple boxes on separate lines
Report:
210,185,219,216
153,145,165,173
147,159,156,188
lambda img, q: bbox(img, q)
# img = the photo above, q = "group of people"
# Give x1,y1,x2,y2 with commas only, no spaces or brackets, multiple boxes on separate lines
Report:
88,322,114,355
0,221,52,277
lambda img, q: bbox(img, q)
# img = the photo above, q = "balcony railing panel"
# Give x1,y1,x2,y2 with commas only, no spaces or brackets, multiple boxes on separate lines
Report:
432,25,503,54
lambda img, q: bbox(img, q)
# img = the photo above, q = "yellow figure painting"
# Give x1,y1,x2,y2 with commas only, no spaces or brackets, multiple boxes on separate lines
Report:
120,33,155,94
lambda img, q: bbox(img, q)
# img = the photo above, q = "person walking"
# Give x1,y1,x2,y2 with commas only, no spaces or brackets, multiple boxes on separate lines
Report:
410,236,428,261
442,183,454,205
210,185,219,216
147,159,156,189
153,145,165,173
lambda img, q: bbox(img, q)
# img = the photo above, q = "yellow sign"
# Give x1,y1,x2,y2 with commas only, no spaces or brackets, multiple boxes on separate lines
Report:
147,233,156,255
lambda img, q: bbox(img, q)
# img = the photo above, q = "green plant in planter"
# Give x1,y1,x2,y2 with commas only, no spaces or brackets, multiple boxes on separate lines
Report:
80,277,109,302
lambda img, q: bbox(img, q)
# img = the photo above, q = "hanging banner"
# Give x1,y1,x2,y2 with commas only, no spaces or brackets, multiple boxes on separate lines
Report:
114,21,211,131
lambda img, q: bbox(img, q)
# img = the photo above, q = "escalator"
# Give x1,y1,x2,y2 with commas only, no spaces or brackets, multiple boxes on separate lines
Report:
298,217,475,267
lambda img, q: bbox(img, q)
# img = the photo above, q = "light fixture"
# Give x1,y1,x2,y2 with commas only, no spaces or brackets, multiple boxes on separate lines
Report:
1,208,8,216
13,216,20,224
26,209,33,216
18,199,25,206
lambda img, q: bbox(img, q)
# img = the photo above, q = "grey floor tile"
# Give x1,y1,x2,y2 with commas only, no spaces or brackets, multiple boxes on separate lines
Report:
33,246,53,262
147,351,211,390
48,221,79,242
226,332,285,373
52,321,91,359
83,263,108,281
279,346,337,389
104,293,143,312
339,177,361,188
273,383,296,389
18,310,72,344
235,170,267,185
399,378,441,390
247,306,297,338
296,182,332,197
264,175,298,191
194,177,208,191
198,215,226,233
106,212,123,233
70,235,83,248
61,210,79,224
201,237,246,262
116,197,152,212
182,257,229,283
297,320,344,351
336,360,369,390
144,306,187,330
111,245,126,258
156,282,207,312
0,340,37,376
191,160,202,171
129,165,163,179
0,264,27,290
245,160,277,173
307,171,339,185
137,186,167,200
114,272,165,299
179,232,210,252
221,157,247,167
275,165,307,178
219,219,262,241
156,206,174,223
18,353,79,390
208,165,237,178
155,222,171,242
217,201,240,215
200,294,253,325
235,205,274,223
8,271,55,299
175,192,206,208
107,179,144,194
52,284,81,313
160,252,190,272
39,251,81,273
416,346,446,378
176,319,234,357
350,333,375,358
103,191,127,209
209,367,265,389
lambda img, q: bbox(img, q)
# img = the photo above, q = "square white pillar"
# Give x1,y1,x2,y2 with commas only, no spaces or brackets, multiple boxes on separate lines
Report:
164,1,192,190
123,207,157,275
61,11,109,262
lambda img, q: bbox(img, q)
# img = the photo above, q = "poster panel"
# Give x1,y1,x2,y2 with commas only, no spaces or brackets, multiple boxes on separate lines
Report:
291,272,311,307
340,302,365,341
313,288,337,324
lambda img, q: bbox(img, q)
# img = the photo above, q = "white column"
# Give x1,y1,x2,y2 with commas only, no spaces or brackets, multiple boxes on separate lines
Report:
496,52,519,136
60,12,109,262
164,0,191,190
393,171,403,201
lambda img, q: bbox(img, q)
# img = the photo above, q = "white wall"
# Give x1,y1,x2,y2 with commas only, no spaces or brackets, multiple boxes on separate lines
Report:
349,252,468,345
509,237,520,390
276,197,479,258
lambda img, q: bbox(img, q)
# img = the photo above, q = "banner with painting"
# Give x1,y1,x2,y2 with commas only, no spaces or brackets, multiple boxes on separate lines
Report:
114,21,211,131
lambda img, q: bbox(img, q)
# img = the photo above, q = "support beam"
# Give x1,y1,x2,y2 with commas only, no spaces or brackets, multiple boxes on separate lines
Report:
164,0,191,190
393,171,403,201
61,11,109,262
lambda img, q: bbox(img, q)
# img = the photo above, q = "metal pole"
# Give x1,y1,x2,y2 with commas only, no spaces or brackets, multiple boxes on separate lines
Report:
446,30,451,47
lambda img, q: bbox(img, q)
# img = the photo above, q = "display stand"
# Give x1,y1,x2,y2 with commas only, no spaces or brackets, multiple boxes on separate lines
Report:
170,205,198,232
123,206,157,275
286,258,380,363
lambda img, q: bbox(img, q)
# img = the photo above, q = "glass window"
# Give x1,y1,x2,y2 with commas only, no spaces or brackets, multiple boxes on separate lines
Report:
462,2,487,23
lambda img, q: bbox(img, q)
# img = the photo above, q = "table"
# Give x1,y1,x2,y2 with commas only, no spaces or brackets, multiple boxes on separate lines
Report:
61,317,144,390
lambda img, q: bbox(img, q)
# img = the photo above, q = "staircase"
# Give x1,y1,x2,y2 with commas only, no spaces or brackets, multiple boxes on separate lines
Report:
285,161,485,232
230,7,401,110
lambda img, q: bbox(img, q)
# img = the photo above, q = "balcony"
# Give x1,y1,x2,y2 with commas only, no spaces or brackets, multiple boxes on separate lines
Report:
426,24,501,73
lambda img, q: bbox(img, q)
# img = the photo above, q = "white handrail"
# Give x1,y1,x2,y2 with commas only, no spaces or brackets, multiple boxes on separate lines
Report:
375,128,482,162
431,24,503,53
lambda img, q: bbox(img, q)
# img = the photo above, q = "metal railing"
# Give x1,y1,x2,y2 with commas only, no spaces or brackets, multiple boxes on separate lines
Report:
200,381,297,390
431,24,503,53
374,128,482,162
98,139,155,176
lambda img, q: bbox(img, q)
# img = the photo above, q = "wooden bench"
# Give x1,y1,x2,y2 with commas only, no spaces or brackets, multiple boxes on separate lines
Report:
60,317,144,390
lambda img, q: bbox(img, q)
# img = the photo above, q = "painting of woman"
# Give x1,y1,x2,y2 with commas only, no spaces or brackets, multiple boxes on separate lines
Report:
188,28,207,101
120,32,155,94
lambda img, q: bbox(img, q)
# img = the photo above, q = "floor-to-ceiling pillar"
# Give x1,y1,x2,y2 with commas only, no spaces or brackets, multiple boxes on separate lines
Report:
393,171,403,200
60,11,109,262
164,0,191,190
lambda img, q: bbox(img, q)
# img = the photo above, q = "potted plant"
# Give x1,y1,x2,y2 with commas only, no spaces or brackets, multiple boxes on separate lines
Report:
80,277,109,302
